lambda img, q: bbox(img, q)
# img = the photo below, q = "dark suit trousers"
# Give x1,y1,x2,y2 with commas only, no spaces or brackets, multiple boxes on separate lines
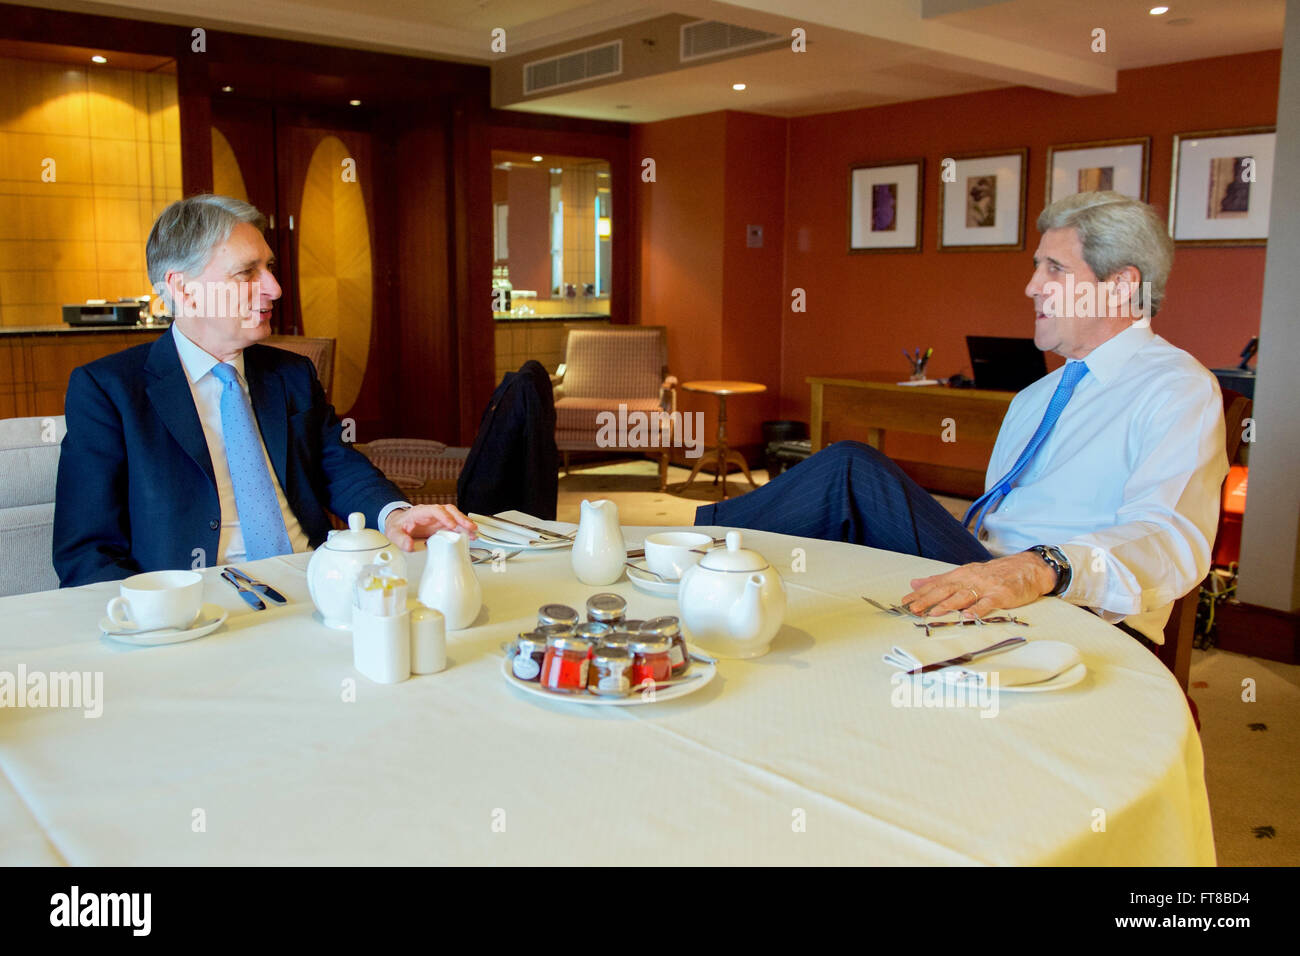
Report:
694,441,993,565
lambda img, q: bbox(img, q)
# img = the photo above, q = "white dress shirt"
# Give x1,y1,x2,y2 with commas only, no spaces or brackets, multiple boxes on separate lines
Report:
982,324,1228,642
172,325,409,564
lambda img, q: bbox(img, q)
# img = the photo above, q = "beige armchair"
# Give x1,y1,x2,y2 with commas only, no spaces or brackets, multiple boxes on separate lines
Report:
266,335,336,402
552,326,677,491
354,439,468,507
0,416,65,596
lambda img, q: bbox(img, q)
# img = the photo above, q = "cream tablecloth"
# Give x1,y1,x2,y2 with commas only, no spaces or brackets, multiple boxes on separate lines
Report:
0,524,1214,865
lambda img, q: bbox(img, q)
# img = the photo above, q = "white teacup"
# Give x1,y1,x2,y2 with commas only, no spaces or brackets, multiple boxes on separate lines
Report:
106,570,204,632
643,531,713,581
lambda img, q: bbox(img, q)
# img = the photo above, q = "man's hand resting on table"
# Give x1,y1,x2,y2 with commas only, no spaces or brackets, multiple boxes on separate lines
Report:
901,552,1058,617
384,505,477,551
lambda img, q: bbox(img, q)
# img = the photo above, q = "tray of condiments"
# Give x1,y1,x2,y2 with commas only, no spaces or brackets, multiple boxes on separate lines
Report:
501,594,717,706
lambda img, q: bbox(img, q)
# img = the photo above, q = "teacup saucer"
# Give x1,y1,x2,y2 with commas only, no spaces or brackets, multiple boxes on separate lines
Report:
626,561,680,597
100,603,228,646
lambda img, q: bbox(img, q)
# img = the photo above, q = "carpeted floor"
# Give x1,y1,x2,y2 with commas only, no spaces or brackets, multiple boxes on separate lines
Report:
557,458,1299,866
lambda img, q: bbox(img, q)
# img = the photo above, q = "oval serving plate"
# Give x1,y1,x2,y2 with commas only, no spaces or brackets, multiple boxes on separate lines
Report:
501,649,716,706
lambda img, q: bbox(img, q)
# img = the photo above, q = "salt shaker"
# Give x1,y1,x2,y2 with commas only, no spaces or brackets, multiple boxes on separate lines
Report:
352,564,411,684
410,605,447,675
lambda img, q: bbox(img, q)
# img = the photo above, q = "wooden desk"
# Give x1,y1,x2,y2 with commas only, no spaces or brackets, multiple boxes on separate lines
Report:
807,376,1014,498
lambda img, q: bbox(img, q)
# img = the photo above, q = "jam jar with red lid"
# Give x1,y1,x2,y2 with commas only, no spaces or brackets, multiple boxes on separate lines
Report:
642,616,688,677
589,644,633,697
540,635,593,692
512,630,549,682
627,632,673,687
586,593,627,626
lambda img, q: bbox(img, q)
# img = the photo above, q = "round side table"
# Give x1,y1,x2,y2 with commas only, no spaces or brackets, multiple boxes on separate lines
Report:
680,380,767,499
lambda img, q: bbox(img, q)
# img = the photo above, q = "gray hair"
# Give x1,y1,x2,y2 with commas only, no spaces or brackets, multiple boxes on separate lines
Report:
147,194,267,314
1036,191,1175,317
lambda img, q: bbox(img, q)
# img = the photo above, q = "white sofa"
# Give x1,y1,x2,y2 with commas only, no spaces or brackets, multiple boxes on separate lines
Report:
0,415,66,596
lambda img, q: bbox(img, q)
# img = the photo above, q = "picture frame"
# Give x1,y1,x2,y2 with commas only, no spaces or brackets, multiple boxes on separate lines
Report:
1170,126,1276,246
848,159,923,252
938,149,1027,251
1046,137,1150,204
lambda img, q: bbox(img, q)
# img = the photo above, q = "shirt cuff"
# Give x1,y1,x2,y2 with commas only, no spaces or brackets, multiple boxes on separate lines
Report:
378,501,414,531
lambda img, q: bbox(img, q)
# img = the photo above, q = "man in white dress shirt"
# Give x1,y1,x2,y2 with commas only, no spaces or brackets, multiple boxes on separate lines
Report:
695,192,1228,644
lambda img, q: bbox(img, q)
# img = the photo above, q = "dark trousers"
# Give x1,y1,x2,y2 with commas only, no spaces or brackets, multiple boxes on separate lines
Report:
694,441,992,565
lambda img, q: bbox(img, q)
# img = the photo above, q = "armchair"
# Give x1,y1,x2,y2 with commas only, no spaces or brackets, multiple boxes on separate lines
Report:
353,439,467,507
552,326,677,491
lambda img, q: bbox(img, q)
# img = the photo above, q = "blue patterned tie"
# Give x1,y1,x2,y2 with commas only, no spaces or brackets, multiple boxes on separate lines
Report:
211,362,292,559
964,360,1090,536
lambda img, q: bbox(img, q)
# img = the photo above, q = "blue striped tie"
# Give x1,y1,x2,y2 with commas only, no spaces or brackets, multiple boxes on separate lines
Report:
211,362,292,560
964,360,1090,536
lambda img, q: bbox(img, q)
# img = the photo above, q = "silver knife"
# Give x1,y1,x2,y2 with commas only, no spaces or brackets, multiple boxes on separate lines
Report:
908,637,1026,674
221,569,266,610
485,514,573,541
227,567,287,604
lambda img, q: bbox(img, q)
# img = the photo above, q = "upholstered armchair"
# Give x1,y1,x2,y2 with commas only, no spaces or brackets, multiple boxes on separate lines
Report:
266,335,336,402
354,439,468,507
0,415,65,596
552,326,677,491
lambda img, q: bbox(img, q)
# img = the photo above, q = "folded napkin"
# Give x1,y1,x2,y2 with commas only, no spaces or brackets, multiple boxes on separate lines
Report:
467,514,542,545
884,636,1081,688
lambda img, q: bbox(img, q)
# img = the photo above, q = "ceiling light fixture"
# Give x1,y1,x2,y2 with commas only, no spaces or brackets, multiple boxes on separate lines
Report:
732,83,746,91
91,55,107,64
221,85,233,93
349,99,362,106
532,155,544,162
1149,5,1169,14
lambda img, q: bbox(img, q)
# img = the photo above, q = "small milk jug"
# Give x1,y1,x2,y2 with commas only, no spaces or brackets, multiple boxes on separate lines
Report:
417,529,483,630
571,499,625,586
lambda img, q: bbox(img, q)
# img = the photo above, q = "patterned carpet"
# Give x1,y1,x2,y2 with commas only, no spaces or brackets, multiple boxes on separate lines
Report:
557,459,1298,866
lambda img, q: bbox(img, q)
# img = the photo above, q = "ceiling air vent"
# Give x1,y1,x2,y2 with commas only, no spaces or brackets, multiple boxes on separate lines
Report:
524,40,622,95
680,20,782,62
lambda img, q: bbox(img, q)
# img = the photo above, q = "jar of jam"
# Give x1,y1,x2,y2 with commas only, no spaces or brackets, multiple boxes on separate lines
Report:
540,635,593,693
628,632,673,687
599,632,633,652
574,621,611,642
621,619,646,632
589,644,633,697
642,616,688,677
586,593,627,626
511,630,549,682
538,604,580,629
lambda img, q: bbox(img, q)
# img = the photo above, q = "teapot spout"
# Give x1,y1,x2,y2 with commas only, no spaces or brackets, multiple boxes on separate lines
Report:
727,574,767,642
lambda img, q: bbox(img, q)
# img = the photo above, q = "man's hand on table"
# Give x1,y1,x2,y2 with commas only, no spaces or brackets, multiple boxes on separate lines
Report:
384,505,477,551
901,552,1057,617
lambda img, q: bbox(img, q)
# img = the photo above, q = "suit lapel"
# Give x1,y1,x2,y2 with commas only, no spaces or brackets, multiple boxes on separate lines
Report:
244,346,289,488
144,332,217,490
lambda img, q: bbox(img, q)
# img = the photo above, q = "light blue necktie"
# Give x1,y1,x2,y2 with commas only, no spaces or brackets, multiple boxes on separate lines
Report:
211,362,292,560
964,360,1090,536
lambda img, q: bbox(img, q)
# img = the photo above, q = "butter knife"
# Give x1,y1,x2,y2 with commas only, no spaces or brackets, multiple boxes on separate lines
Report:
221,569,266,611
226,566,287,605
908,636,1026,674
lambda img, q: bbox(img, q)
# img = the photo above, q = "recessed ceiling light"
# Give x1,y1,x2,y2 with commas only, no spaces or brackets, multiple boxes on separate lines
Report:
532,155,544,162
349,99,362,106
91,55,107,64
221,85,233,93
1149,5,1169,14
732,83,746,91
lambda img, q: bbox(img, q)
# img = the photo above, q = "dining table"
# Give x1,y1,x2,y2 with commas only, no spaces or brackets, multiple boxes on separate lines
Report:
0,516,1214,866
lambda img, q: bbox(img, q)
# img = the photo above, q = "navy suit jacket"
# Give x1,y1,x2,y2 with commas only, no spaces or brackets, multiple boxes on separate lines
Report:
53,331,403,587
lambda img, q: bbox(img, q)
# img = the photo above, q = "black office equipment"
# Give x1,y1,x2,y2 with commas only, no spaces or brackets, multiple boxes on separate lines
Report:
966,336,1048,392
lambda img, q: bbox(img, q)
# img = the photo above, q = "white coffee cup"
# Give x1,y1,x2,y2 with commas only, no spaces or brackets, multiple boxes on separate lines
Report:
105,570,204,632
643,531,713,581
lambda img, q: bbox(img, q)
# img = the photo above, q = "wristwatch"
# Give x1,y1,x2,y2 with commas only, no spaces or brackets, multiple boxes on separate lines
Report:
1026,545,1072,597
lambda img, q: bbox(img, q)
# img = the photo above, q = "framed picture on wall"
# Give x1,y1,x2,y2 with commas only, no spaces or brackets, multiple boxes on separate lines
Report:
848,159,923,252
938,149,1027,251
1046,137,1149,204
1170,126,1275,246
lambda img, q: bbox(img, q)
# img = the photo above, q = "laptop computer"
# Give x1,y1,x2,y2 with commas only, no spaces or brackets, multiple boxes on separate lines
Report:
966,336,1047,392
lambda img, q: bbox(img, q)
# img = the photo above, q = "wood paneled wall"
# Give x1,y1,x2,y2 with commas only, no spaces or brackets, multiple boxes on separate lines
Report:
0,55,182,327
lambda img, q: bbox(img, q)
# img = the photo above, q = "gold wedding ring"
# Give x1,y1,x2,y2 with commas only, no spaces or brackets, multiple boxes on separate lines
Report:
967,587,980,602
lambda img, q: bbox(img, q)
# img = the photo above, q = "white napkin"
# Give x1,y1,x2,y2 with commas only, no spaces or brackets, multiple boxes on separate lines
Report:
885,636,1081,688
882,632,1024,671
468,514,541,545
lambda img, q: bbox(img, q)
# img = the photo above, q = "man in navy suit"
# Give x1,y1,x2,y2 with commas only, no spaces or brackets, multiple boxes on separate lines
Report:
54,195,475,587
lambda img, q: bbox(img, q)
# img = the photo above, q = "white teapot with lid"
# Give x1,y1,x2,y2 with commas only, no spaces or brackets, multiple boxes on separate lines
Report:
307,512,407,630
677,531,786,659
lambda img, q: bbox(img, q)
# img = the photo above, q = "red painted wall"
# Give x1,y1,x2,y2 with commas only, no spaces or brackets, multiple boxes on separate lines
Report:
632,50,1280,470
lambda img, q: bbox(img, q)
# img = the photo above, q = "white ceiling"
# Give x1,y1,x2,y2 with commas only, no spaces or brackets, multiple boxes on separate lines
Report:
20,0,1287,120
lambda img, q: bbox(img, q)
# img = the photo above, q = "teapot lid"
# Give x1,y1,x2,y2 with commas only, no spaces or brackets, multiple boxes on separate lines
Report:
324,512,392,552
697,531,768,572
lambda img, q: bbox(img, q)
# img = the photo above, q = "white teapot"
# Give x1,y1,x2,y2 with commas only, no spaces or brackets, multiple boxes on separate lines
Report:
307,512,407,630
677,531,786,659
